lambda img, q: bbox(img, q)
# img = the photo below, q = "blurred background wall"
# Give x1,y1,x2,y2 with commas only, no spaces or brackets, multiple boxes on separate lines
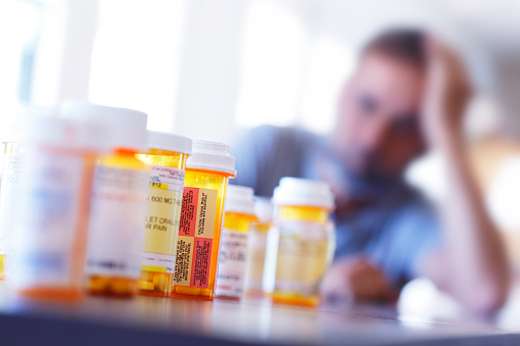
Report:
2,0,520,264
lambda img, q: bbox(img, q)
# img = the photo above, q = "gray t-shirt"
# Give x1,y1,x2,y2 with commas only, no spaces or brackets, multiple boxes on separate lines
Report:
233,125,439,287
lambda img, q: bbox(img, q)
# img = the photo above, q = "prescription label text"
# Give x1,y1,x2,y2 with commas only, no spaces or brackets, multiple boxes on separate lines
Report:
174,187,217,288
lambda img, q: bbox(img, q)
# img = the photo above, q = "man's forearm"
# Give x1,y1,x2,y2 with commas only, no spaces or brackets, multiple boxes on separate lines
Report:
418,38,509,314
435,127,510,313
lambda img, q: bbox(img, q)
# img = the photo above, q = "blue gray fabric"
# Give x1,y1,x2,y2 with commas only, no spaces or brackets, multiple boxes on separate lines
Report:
233,125,439,287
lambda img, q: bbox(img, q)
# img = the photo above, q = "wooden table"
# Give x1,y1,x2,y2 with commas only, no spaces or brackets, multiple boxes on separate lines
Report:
0,283,518,346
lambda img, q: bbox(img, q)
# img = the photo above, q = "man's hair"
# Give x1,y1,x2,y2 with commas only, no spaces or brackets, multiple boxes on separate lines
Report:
362,28,426,68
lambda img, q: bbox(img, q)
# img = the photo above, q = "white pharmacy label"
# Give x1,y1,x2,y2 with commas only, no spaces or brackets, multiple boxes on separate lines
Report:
150,165,184,191
215,229,249,298
87,165,148,278
11,148,85,287
142,165,185,273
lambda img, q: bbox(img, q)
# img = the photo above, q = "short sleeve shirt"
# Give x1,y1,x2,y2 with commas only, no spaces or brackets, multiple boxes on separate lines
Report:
233,125,440,287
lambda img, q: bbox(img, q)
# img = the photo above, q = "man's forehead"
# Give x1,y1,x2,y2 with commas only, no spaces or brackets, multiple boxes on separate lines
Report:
352,53,425,112
356,53,424,87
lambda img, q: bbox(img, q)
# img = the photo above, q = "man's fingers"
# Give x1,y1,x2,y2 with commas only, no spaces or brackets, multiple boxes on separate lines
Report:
425,36,471,87
321,257,397,304
320,270,353,304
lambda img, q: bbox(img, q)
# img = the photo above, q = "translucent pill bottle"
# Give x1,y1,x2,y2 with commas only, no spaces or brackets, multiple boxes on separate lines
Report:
272,177,335,307
10,113,104,301
138,131,192,297
63,103,149,298
172,140,235,300
0,140,21,280
244,197,273,298
215,185,256,300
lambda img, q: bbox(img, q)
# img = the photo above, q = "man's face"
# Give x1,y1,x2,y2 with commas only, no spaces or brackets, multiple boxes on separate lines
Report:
334,52,426,181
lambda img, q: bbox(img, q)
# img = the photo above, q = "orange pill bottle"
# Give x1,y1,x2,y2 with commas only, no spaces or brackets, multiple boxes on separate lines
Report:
271,177,335,308
10,112,104,301
0,140,21,280
244,197,273,298
215,185,256,300
138,131,191,297
172,140,235,300
62,103,149,298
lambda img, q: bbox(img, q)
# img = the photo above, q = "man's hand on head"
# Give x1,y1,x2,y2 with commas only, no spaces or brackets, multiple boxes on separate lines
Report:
320,257,397,304
416,36,510,315
421,37,473,147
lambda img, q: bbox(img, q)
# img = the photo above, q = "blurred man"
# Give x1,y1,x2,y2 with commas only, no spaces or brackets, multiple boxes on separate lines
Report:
233,29,510,314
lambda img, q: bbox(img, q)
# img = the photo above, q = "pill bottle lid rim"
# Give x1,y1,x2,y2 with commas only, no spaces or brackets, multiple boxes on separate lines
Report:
147,130,192,154
273,177,334,209
60,101,148,151
21,108,109,151
254,197,273,222
225,184,255,215
187,139,236,175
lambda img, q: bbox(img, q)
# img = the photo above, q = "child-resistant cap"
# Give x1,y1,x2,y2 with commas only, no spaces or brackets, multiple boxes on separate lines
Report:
254,197,273,223
147,131,192,154
225,185,255,215
60,102,148,151
22,107,108,151
273,177,334,209
186,140,236,176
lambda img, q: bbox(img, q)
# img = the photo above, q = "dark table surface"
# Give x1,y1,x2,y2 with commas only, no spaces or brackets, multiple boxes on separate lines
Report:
1,281,520,346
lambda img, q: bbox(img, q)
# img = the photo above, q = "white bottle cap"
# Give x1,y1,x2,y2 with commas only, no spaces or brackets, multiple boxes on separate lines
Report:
60,102,147,151
147,131,192,155
254,197,273,223
273,177,334,209
22,107,108,151
186,140,236,176
225,185,255,216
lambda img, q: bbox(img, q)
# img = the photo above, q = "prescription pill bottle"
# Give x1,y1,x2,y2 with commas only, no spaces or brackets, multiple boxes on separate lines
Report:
272,177,335,308
0,141,21,280
10,111,105,301
138,131,192,297
172,140,235,300
244,197,273,298
62,103,149,298
215,185,256,300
